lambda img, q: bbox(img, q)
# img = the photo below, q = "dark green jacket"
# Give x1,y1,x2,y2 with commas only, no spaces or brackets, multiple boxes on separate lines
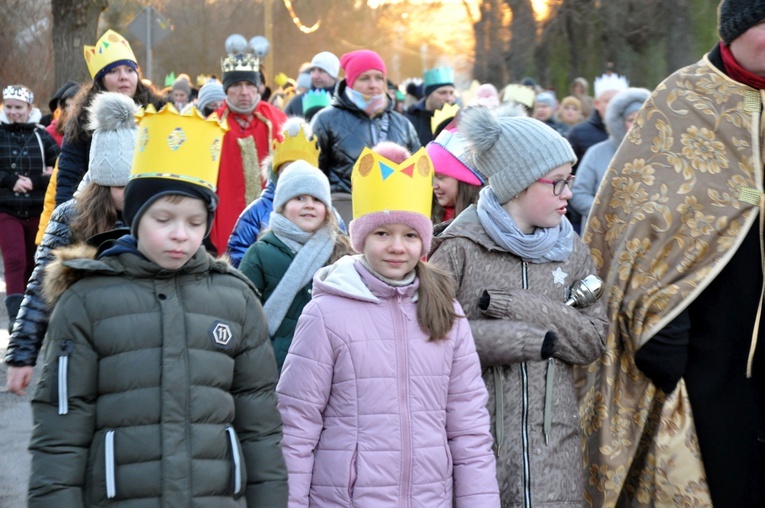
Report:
239,231,311,371
28,241,287,508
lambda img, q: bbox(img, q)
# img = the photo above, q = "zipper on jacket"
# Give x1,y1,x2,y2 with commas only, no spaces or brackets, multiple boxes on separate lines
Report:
392,293,413,507
57,339,73,415
226,426,243,496
105,430,116,498
520,261,532,508
543,358,555,446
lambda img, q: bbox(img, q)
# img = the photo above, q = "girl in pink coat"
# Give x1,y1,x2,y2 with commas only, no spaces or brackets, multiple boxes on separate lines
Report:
276,144,500,508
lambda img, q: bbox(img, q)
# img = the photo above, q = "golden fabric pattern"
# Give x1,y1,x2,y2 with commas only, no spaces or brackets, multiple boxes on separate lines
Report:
236,136,259,205
576,55,762,507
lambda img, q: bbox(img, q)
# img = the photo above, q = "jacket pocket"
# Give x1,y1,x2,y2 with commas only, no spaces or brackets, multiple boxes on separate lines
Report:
226,426,244,497
105,430,116,498
347,443,359,502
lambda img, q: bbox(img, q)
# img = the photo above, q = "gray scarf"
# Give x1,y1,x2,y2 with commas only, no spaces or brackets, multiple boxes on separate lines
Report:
476,186,573,263
263,212,336,336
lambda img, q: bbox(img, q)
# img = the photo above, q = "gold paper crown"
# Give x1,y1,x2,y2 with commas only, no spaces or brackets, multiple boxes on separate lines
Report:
272,125,320,170
351,147,434,220
431,102,460,134
131,104,229,192
84,30,137,79
221,53,260,74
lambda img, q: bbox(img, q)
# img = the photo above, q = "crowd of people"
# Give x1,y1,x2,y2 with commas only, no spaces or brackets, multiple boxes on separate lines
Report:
1,0,763,506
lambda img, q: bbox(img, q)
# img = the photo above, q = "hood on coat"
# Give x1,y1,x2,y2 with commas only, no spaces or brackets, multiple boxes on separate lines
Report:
313,255,380,303
0,107,42,125
42,243,101,308
604,87,651,145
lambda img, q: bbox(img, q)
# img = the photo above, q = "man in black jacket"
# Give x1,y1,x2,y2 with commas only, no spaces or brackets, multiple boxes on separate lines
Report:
284,51,340,117
404,66,456,146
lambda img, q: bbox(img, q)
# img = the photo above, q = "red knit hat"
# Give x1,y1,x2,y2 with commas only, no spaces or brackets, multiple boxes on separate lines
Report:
340,50,387,88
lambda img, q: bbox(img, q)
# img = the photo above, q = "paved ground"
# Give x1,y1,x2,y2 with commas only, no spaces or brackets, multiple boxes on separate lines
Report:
0,254,35,507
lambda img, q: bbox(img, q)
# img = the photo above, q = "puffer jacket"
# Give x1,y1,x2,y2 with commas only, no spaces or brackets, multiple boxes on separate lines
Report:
0,108,58,218
311,79,421,193
5,199,125,367
277,255,500,507
227,181,276,267
429,207,608,508
28,241,287,507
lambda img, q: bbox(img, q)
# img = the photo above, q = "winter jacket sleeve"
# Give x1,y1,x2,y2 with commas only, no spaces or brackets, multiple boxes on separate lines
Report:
479,241,607,366
228,202,267,269
55,137,90,206
446,312,501,507
430,238,549,366
233,288,289,507
276,302,335,507
568,146,601,218
5,200,75,367
239,243,267,300
28,290,98,508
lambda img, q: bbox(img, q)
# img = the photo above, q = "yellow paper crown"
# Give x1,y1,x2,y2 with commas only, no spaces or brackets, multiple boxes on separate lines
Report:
351,147,434,220
131,104,229,192
272,124,320,170
84,30,137,80
431,102,460,134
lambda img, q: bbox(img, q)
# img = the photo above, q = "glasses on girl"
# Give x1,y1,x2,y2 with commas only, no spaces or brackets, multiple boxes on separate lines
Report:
536,175,575,196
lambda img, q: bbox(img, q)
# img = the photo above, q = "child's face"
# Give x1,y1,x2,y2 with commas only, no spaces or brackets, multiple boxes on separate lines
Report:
433,173,459,208
136,195,208,270
363,223,422,281
506,163,573,234
283,195,327,233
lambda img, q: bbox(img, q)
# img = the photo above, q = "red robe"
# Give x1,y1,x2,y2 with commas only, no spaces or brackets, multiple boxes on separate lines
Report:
210,101,286,253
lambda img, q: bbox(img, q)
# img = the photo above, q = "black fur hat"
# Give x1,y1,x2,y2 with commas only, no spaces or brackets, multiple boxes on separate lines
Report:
718,0,765,44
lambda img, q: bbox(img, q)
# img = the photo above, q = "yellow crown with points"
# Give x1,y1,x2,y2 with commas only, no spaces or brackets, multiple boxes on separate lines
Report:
352,147,434,220
272,125,320,170
431,102,460,134
84,30,137,79
131,104,229,192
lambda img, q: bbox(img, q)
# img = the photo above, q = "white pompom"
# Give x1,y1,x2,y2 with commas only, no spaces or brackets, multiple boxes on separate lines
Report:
225,34,248,54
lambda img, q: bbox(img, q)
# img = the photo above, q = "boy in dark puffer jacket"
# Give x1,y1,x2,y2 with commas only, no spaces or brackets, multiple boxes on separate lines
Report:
28,105,287,507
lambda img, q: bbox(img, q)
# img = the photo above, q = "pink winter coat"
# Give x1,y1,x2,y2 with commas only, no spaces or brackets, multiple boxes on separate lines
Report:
277,256,500,507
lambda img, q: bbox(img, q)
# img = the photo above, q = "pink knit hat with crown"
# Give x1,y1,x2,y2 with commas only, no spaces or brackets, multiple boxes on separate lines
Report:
340,50,387,88
349,142,433,256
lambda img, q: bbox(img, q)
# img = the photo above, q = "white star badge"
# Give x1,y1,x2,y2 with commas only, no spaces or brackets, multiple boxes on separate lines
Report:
552,267,568,286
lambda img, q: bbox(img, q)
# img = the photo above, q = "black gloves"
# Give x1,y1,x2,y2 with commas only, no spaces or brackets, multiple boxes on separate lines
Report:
634,310,690,394
542,331,558,359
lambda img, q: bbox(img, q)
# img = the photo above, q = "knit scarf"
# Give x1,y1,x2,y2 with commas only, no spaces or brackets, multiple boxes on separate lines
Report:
263,212,336,336
720,43,765,90
345,87,388,117
476,186,573,263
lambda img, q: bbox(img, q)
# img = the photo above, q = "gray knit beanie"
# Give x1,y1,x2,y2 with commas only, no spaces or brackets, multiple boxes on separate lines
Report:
86,92,138,187
718,0,765,45
273,160,332,213
196,81,226,113
458,106,576,203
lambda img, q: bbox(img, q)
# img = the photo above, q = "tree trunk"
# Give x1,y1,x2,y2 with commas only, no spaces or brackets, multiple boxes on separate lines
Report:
51,0,109,88
504,0,536,83
665,0,695,75
473,0,507,86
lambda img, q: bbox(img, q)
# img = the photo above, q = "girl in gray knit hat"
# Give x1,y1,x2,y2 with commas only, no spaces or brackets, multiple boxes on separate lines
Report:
238,161,353,372
429,105,608,508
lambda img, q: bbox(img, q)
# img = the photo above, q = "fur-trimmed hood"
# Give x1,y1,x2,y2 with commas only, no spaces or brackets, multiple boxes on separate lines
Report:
42,244,110,308
604,87,651,144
